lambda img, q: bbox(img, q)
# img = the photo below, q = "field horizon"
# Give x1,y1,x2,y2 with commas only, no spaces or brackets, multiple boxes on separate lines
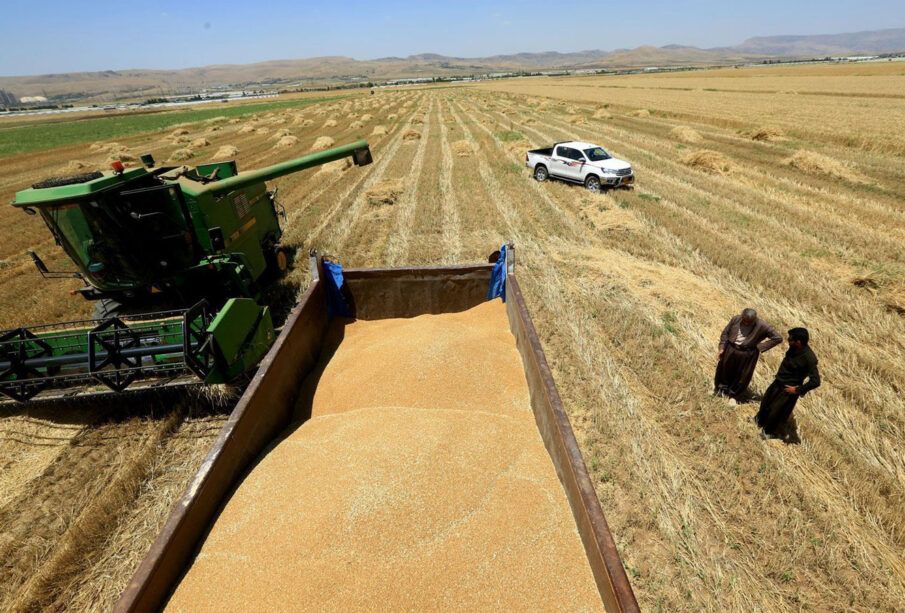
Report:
2,26,904,102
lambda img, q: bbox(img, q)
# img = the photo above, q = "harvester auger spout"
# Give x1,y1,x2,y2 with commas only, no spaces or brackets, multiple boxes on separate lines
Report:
6,138,373,402
200,139,372,195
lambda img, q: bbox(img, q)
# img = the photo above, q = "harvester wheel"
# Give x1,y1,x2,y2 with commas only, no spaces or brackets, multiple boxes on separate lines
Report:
93,298,124,320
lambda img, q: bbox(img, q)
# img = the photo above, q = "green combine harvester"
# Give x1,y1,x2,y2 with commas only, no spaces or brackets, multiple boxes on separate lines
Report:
1,139,372,402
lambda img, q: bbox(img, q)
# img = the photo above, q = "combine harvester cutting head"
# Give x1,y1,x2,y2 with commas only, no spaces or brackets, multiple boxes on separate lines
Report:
3,139,373,402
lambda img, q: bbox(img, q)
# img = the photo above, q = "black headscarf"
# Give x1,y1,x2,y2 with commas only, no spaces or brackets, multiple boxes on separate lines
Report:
788,327,809,345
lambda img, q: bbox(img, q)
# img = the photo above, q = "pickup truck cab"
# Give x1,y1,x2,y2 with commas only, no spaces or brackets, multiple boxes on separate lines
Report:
526,141,634,192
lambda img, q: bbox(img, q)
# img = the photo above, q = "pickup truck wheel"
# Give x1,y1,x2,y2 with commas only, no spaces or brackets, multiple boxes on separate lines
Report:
533,165,549,182
585,175,602,192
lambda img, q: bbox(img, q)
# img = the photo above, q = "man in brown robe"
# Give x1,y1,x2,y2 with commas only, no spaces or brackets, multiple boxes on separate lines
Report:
756,327,821,439
714,308,782,401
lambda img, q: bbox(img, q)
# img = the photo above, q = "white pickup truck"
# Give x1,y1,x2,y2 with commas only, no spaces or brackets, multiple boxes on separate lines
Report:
525,141,634,191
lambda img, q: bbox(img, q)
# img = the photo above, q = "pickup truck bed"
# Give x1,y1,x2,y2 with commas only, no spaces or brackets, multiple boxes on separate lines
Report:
529,147,554,157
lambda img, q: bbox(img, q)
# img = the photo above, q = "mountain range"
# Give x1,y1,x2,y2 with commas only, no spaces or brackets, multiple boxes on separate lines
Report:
2,28,903,103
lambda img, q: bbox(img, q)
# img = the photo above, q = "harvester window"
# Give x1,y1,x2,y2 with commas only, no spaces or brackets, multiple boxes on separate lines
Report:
41,202,141,287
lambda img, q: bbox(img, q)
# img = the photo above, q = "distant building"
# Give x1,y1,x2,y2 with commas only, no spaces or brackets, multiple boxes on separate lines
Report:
0,89,19,108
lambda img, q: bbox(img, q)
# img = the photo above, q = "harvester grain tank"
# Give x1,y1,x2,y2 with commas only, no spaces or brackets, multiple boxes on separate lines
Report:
1,141,373,401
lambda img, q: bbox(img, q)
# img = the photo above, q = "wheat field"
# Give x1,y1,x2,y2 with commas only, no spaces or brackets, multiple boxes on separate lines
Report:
0,62,904,610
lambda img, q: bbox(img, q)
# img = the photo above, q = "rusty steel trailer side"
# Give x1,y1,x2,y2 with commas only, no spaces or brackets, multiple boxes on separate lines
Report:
115,255,638,612
115,265,330,612
506,275,639,613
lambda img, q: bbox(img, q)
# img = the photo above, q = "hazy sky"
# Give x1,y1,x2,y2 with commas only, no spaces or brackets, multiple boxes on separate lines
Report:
1,0,903,76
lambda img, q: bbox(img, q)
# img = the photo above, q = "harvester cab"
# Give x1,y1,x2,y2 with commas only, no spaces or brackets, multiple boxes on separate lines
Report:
2,139,373,402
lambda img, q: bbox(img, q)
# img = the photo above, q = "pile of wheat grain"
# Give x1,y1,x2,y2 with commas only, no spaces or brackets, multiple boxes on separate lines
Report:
747,127,785,142
212,145,239,159
166,302,602,611
317,158,352,176
452,140,475,157
169,148,194,162
629,109,651,118
311,136,335,151
274,136,299,149
785,150,865,182
106,150,136,163
402,129,421,142
191,138,210,148
680,149,734,174
671,126,703,144
365,179,404,206
593,108,612,120
371,125,388,137
64,160,96,172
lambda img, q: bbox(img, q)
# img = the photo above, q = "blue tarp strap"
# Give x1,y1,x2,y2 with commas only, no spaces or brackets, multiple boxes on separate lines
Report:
322,259,352,318
486,244,507,302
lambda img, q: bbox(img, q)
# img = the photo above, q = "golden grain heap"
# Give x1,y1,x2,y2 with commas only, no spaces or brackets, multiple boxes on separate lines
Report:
166,301,602,611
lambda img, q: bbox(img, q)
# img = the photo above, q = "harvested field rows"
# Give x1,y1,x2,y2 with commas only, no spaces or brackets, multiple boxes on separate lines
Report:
0,392,230,610
0,66,903,609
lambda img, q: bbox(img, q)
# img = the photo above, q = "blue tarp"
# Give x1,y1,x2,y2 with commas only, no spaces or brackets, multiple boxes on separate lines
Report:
486,244,507,302
323,260,352,318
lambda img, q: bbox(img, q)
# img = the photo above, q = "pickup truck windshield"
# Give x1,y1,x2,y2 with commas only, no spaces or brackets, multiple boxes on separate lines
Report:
584,147,611,161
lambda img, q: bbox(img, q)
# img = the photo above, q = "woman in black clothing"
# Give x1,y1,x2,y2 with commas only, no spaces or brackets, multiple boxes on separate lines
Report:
756,328,821,438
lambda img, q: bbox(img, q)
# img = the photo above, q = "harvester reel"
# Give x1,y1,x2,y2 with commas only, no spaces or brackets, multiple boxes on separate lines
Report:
0,328,53,401
183,300,214,380
88,317,143,392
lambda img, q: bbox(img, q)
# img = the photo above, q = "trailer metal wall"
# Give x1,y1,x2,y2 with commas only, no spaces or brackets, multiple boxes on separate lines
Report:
116,273,329,611
506,275,638,612
115,256,638,613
